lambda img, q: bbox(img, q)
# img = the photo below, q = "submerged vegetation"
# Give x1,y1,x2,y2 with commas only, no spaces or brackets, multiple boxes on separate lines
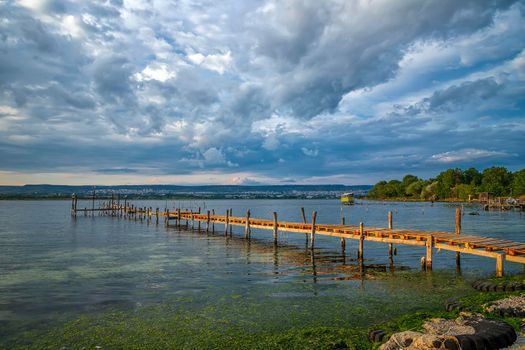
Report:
5,287,524,350
0,271,473,350
368,166,525,201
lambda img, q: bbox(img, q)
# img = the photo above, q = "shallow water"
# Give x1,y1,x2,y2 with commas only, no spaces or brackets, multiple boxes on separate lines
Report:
0,199,523,348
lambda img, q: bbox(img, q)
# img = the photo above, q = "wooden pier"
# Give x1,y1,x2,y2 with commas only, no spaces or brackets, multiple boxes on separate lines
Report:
71,194,525,277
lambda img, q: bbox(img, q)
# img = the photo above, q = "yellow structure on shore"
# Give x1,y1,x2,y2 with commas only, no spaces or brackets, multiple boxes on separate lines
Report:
340,192,355,205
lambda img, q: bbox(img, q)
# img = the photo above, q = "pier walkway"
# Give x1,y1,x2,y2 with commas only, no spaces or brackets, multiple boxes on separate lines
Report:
71,195,525,277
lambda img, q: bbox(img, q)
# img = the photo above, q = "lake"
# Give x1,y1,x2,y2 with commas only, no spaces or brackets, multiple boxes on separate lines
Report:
0,199,524,348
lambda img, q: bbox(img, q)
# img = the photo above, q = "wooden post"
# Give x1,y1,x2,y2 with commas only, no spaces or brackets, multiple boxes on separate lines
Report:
358,222,364,260
273,212,278,244
309,211,317,250
496,254,505,277
177,208,181,229
191,211,195,230
166,209,170,226
388,211,393,260
92,188,96,216
421,257,426,271
155,208,159,224
300,207,307,224
198,207,201,231
340,215,346,250
206,210,210,233
212,209,215,233
426,235,433,270
245,210,251,239
225,209,229,236
229,208,233,235
455,208,461,234
301,207,308,244
455,208,461,267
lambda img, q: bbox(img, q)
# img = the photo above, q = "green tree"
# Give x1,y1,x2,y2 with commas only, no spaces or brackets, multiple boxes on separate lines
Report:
368,181,387,199
405,180,424,197
436,168,464,199
384,180,403,198
368,179,404,198
512,169,525,197
421,181,438,200
455,184,476,201
480,166,512,196
402,175,419,189
464,167,482,186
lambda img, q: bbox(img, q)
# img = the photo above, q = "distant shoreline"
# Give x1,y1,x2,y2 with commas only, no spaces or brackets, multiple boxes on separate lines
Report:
363,197,474,203
0,196,474,203
0,196,343,201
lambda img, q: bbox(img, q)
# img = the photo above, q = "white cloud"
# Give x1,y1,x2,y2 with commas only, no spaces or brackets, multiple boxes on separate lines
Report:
60,15,83,38
187,51,232,74
134,64,176,82
202,147,226,164
430,148,511,163
17,0,45,12
262,134,280,150
301,147,318,157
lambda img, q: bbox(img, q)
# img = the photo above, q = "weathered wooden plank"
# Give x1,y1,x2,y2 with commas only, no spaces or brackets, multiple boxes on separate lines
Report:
140,208,525,275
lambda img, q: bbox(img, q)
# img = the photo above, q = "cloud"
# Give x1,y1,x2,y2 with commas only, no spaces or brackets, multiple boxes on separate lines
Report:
202,147,227,164
95,168,139,174
430,149,512,163
0,0,524,185
202,148,237,168
230,176,262,185
134,64,176,82
301,147,318,157
187,51,232,74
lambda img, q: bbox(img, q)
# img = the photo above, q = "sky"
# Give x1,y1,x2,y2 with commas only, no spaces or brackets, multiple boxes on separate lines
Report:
0,0,524,186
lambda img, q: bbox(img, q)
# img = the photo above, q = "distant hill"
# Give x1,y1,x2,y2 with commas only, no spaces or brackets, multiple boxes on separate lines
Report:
0,184,372,199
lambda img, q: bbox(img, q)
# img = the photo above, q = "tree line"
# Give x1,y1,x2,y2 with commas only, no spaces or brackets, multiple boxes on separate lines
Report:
367,167,525,200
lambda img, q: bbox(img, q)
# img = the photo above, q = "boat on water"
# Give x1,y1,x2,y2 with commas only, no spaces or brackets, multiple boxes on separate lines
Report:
340,192,355,205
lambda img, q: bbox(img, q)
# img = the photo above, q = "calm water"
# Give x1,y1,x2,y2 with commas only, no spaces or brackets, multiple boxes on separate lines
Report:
0,199,524,347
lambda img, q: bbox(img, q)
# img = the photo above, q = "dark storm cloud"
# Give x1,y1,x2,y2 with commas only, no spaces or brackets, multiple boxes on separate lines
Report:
0,0,523,184
244,0,517,119
90,55,134,103
393,78,501,116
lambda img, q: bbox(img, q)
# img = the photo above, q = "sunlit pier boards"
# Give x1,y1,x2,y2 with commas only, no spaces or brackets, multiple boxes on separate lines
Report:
70,194,525,277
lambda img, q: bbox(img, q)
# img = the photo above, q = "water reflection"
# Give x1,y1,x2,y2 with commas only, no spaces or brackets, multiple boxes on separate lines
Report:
165,218,412,285
0,199,523,346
